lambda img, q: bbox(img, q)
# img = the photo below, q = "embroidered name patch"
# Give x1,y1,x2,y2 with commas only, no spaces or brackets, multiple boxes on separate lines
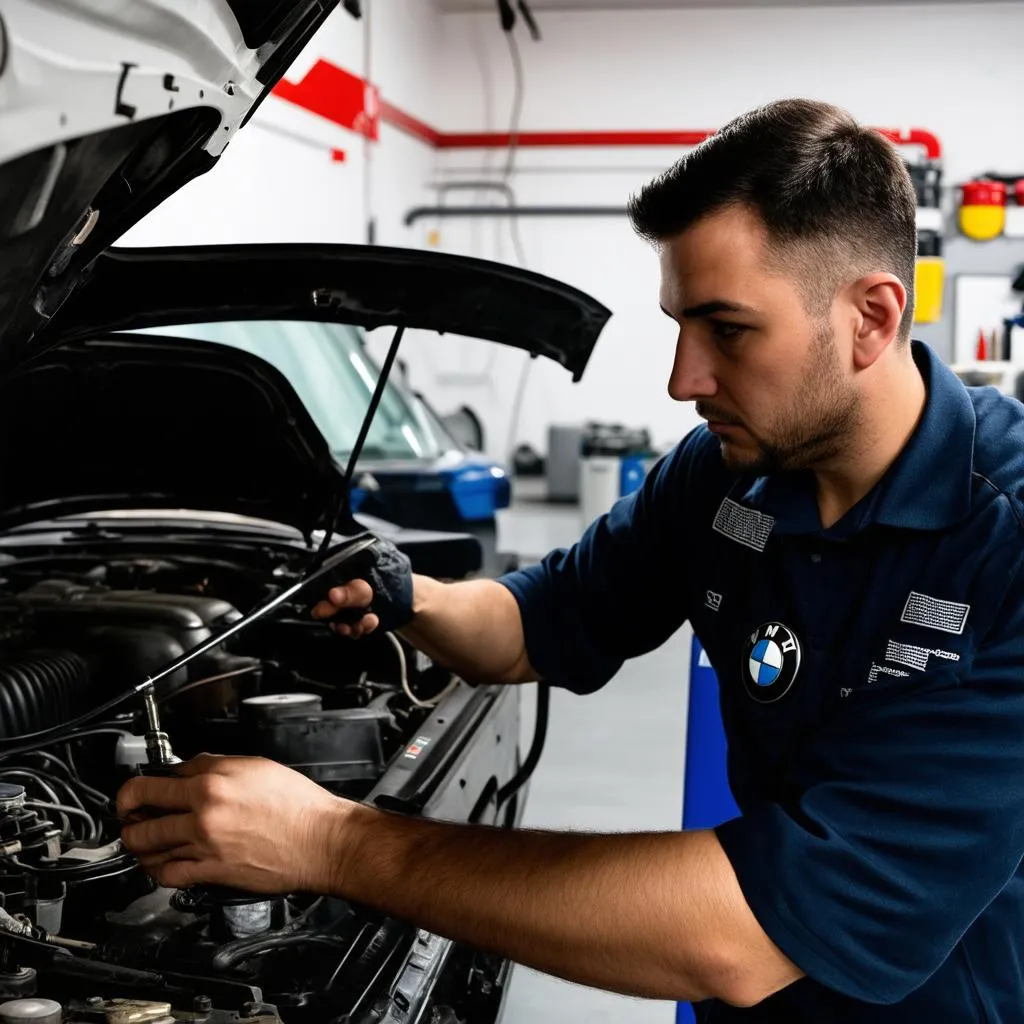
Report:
868,662,911,684
712,498,775,552
885,639,931,671
884,639,961,672
900,592,970,635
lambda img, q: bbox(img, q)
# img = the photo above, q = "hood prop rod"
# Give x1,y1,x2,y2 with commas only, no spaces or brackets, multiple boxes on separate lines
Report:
314,323,407,556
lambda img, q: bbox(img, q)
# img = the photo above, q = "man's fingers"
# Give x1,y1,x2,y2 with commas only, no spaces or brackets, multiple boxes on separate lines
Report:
154,858,218,891
331,579,373,607
121,812,195,855
137,844,197,869
117,776,194,819
310,581,373,620
174,752,224,778
331,613,379,639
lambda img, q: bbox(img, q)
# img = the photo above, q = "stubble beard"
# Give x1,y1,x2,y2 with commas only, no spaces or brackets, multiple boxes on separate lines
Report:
719,322,860,476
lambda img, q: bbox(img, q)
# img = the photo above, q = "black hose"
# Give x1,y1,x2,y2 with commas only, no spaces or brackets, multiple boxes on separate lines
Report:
495,682,549,809
0,652,89,740
7,853,137,881
0,727,133,764
212,931,349,970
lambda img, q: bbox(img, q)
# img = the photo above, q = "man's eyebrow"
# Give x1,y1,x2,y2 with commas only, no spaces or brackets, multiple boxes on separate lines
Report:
679,299,760,319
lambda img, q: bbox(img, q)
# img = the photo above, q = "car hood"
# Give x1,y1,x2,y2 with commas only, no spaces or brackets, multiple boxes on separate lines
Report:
0,244,610,536
0,0,343,369
36,244,611,381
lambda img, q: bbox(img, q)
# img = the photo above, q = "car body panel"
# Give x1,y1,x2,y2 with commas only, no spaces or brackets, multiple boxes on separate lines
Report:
0,0,343,367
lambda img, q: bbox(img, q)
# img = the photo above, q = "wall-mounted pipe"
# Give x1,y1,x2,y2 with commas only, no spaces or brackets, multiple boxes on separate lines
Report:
405,205,627,226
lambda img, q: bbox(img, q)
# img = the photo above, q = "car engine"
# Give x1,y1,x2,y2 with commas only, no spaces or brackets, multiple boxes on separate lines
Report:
0,544,515,1024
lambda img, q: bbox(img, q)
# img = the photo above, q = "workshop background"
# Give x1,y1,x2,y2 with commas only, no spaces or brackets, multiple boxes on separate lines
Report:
123,2,1024,1020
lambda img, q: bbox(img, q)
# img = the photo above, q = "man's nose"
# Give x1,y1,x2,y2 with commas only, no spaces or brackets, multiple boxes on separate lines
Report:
667,332,717,402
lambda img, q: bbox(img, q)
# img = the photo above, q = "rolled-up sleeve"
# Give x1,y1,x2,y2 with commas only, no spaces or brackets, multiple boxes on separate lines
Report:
716,561,1024,1004
497,433,707,694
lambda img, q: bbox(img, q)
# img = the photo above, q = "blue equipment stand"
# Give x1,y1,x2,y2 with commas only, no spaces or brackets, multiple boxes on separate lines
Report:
676,635,741,1024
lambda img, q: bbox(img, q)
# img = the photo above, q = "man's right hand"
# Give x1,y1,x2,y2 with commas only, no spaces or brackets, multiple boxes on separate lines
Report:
311,579,380,639
310,535,415,638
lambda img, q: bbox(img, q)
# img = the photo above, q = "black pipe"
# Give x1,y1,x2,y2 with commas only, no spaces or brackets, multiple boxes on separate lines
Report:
404,205,628,226
495,682,549,811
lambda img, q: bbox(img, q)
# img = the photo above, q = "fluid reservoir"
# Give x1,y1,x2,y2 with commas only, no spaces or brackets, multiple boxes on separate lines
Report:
0,999,62,1024
240,693,322,724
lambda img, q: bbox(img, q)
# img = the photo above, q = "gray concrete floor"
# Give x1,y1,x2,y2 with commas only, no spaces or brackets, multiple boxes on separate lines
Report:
493,483,690,1024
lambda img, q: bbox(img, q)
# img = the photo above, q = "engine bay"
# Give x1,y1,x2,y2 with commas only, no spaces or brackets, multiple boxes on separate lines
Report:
0,541,514,1024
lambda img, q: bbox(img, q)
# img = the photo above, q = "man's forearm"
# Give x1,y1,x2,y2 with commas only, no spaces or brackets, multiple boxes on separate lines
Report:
325,803,790,1004
398,575,536,685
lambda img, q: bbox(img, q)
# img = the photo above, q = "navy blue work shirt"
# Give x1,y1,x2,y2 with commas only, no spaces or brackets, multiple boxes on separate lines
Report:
498,341,1024,1022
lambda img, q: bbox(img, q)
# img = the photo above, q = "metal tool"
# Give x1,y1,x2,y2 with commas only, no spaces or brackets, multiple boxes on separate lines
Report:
141,687,178,767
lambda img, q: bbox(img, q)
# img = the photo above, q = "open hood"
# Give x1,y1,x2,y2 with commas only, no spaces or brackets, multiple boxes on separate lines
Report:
33,244,612,382
0,333,346,537
0,0,344,369
0,243,611,534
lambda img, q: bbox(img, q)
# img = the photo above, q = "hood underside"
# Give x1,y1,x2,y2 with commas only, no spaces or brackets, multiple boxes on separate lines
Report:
0,334,344,538
0,0,343,368
35,244,612,382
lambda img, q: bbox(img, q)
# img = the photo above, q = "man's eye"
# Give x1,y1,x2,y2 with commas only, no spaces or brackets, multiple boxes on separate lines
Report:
710,321,747,342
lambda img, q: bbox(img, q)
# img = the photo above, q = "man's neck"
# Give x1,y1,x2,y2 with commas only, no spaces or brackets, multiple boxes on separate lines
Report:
814,349,927,530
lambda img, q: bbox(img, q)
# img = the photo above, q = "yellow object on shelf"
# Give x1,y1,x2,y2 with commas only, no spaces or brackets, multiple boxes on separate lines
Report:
914,257,945,323
960,205,1006,241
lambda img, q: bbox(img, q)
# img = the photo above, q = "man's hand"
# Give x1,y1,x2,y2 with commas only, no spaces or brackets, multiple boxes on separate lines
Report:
311,578,379,639
117,754,354,893
310,536,414,639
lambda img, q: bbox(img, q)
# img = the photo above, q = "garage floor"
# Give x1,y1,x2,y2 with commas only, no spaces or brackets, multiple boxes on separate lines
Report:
493,483,691,1024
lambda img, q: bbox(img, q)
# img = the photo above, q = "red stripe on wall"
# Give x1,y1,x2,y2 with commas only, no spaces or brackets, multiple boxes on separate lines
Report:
272,59,379,140
378,99,443,147
270,58,943,162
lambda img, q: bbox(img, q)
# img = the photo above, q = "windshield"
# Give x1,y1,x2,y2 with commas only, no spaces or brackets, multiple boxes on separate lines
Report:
130,320,450,461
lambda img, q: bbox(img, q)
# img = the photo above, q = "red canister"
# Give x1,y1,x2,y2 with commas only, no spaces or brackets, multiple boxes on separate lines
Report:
962,180,1007,206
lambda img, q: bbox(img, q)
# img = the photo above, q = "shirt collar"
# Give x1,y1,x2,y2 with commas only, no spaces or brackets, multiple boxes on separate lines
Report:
739,341,976,536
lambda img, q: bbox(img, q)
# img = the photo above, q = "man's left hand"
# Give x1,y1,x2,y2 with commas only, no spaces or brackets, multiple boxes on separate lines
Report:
117,754,352,893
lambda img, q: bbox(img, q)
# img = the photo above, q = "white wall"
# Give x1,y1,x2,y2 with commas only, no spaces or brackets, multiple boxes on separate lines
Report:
379,2,1024,460
119,0,440,249
115,2,1024,463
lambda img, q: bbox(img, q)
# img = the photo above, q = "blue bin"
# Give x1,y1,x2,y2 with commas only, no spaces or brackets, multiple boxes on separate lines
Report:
677,636,741,1023
619,454,647,497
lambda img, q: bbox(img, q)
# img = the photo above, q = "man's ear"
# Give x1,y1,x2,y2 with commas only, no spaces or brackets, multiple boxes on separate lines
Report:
847,272,907,369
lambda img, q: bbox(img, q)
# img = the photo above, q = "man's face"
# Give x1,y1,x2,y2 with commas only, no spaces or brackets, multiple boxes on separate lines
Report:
659,204,860,475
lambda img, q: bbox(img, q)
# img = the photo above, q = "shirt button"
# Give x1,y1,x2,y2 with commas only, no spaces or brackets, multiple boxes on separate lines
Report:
811,553,822,564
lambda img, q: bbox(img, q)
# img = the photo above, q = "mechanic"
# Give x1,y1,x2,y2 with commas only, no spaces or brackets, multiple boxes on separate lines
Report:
117,98,1024,1022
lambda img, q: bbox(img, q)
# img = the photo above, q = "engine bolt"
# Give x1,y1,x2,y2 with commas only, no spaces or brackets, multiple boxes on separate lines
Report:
86,997,103,1006
193,996,212,1013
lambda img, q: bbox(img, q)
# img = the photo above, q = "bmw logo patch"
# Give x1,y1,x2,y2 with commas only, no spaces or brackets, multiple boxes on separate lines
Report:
742,622,802,703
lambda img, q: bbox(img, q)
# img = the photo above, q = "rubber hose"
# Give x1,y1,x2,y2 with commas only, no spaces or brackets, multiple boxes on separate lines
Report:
0,652,89,739
495,681,550,809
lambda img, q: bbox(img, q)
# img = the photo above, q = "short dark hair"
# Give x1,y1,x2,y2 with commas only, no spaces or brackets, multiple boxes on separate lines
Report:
627,98,918,340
